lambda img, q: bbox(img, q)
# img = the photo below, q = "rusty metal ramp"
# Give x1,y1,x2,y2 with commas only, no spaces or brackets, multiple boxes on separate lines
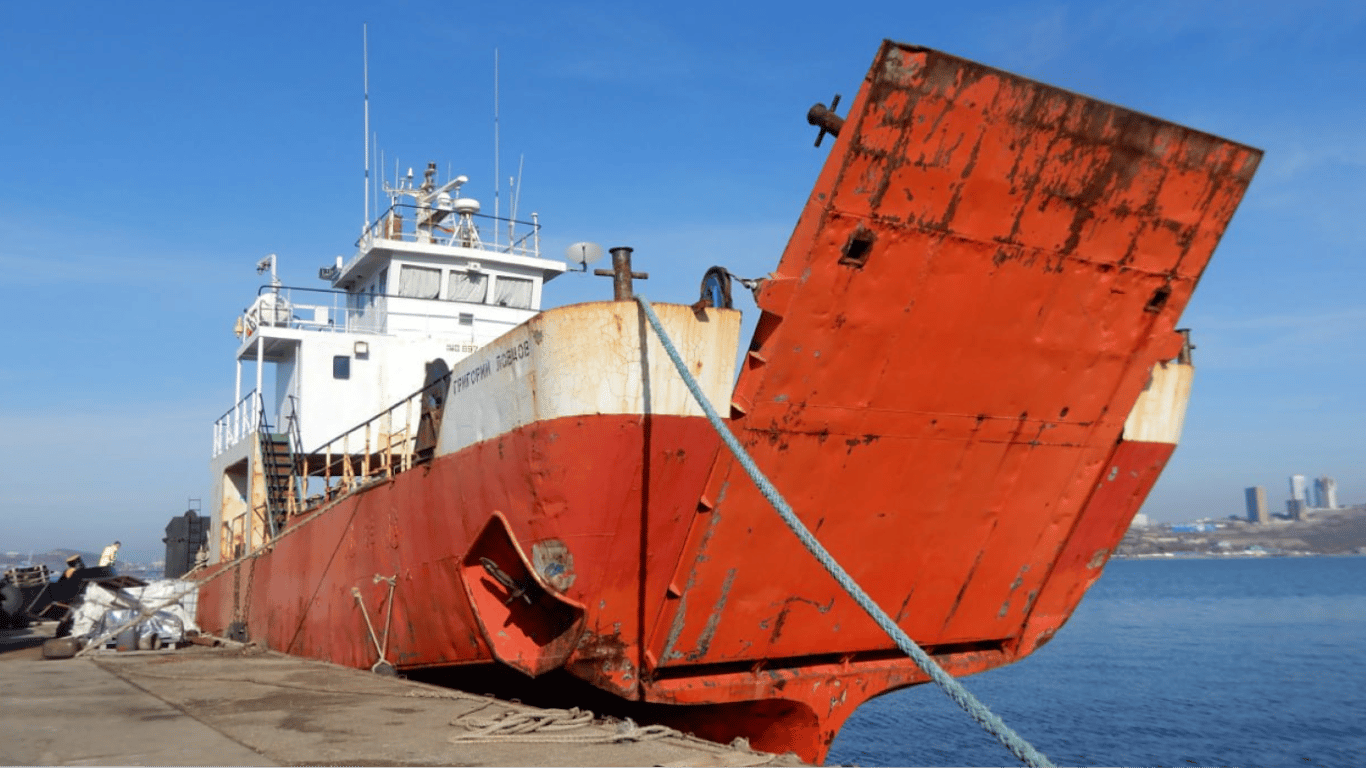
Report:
649,41,1260,671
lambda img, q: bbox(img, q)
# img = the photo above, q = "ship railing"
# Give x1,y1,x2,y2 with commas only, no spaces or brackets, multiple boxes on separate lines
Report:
213,390,263,457
240,286,385,335
219,514,246,562
357,202,541,259
284,374,450,516
239,285,520,339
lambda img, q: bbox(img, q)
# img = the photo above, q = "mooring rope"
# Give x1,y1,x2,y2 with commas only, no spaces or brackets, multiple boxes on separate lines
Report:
635,296,1054,768
448,706,674,745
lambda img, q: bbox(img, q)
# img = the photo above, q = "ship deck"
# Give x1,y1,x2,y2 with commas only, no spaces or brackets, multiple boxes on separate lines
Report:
0,625,804,767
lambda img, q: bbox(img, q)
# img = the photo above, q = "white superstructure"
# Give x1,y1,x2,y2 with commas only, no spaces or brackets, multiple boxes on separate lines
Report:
210,164,566,560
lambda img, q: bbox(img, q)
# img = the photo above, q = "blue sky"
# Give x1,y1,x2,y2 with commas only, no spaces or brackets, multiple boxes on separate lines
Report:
1,1,1362,561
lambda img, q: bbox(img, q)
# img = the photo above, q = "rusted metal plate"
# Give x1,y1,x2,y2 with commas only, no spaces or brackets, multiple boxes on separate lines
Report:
460,512,587,677
649,41,1259,670
1015,436,1177,657
1015,359,1193,654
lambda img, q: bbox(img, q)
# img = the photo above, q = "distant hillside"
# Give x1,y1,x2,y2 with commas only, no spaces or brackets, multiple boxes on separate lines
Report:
0,548,104,575
1120,506,1366,556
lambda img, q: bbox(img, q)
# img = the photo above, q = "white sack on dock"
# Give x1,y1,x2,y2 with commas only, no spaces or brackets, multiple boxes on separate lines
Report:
68,578,200,645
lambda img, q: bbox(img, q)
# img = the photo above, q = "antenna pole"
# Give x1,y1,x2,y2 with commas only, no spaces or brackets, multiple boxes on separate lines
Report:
363,24,371,236
509,153,523,247
493,48,500,248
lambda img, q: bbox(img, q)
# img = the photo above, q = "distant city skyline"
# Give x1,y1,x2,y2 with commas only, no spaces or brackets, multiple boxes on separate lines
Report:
1313,476,1339,510
1245,473,1341,523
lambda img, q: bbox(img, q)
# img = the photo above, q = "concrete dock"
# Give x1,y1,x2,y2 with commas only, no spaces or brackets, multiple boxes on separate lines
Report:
0,626,803,766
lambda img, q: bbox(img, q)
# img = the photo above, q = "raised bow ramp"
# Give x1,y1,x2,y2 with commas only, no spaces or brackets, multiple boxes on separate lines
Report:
641,40,1259,755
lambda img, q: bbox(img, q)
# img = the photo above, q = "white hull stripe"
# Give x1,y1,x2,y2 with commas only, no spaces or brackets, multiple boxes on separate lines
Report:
437,302,741,457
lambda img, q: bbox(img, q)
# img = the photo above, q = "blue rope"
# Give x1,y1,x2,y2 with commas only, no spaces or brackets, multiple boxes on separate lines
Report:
635,296,1055,768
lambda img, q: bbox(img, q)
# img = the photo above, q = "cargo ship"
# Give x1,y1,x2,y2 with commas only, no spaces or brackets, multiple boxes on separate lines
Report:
195,41,1260,764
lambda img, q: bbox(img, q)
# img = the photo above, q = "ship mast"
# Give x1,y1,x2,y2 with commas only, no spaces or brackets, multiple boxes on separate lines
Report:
493,48,500,249
362,24,371,237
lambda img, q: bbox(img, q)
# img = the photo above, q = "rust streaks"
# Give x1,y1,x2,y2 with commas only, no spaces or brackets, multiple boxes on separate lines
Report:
767,596,836,645
688,567,738,662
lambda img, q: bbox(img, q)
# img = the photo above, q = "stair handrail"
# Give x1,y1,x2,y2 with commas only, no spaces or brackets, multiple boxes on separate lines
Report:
256,400,285,539
284,395,307,516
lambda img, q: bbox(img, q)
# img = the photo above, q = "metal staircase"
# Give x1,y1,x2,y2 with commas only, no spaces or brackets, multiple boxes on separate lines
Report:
258,398,305,537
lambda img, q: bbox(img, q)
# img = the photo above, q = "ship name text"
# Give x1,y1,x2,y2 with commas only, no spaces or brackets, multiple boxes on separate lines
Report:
451,340,533,395
495,340,532,371
453,361,493,393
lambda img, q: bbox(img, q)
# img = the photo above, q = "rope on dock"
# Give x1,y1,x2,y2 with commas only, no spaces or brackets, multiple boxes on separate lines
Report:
635,295,1055,768
449,706,673,745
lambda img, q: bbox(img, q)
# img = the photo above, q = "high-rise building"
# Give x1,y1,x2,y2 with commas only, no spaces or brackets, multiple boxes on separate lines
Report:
1315,476,1339,510
1289,474,1307,504
1245,486,1268,523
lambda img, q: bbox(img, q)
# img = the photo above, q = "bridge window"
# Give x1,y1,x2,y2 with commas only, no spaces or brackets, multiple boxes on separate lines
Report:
396,265,440,299
333,355,351,380
494,276,534,309
447,271,488,303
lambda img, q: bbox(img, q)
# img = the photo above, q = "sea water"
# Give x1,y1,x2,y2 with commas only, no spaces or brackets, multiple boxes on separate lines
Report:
827,557,1366,767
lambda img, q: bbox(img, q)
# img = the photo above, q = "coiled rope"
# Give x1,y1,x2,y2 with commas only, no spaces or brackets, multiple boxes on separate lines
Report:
449,705,674,745
635,296,1054,768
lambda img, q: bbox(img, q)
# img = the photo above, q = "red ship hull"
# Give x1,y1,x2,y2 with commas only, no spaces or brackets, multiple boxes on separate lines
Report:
197,42,1259,764
199,414,723,672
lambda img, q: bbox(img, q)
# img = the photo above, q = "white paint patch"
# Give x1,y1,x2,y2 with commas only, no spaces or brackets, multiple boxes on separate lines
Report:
1122,361,1193,445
